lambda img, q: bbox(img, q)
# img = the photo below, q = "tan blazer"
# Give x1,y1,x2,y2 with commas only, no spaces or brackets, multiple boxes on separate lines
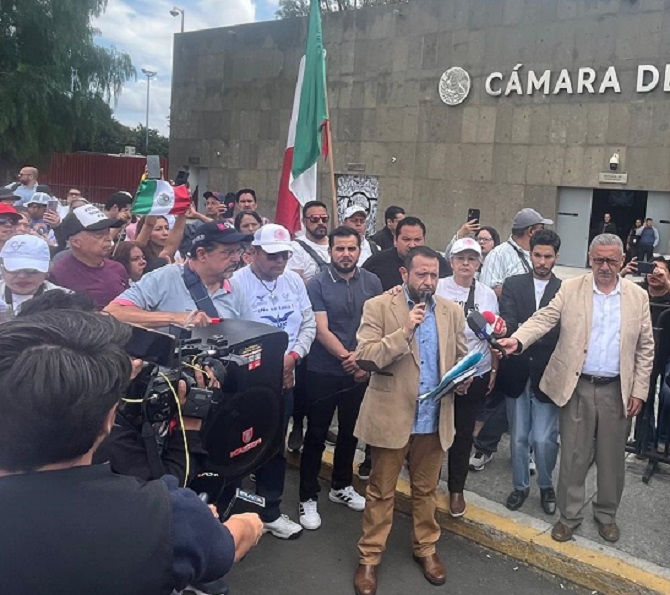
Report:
513,274,654,408
354,293,468,452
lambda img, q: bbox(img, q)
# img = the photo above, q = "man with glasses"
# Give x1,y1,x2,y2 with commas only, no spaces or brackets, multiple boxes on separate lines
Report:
288,201,331,283
105,221,252,325
499,234,654,544
231,223,316,541
7,166,39,206
0,203,21,253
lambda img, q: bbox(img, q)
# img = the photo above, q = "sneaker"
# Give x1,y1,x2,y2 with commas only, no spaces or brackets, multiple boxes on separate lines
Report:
263,514,303,540
299,499,322,530
469,451,493,471
287,423,304,453
329,486,366,511
358,458,372,480
529,453,537,476
325,429,338,446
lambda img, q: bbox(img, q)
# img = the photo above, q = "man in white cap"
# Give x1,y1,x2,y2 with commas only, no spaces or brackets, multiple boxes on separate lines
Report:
231,223,316,541
25,191,60,245
0,235,68,320
342,206,380,266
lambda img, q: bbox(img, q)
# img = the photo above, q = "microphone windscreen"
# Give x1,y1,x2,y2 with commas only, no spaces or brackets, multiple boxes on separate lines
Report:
481,311,496,324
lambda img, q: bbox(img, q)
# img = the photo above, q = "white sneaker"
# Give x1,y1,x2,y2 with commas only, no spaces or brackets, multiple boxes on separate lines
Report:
469,451,493,471
299,499,322,530
529,453,537,476
329,486,366,511
263,514,303,540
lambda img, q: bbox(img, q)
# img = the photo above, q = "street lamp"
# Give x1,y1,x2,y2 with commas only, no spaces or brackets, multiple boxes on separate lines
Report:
170,6,185,33
141,68,157,155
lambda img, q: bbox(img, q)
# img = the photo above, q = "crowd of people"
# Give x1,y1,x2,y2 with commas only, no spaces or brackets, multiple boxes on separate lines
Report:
1,165,668,595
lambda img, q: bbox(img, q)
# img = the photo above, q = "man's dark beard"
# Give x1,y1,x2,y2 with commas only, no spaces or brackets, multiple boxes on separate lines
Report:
310,226,328,239
332,260,356,274
533,267,552,279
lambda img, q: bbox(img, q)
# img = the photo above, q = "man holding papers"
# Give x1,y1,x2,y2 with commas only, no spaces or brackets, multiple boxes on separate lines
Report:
353,246,469,595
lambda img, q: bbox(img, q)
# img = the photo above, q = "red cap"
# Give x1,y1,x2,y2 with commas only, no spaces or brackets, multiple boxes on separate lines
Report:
0,204,20,221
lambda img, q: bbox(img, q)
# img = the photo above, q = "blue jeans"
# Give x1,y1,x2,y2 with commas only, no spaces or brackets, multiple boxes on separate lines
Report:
506,381,559,491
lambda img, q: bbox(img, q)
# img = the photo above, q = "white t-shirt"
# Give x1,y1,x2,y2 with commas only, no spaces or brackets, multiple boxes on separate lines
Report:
0,280,69,320
358,238,374,266
231,266,311,353
287,237,330,282
435,276,499,375
533,278,550,309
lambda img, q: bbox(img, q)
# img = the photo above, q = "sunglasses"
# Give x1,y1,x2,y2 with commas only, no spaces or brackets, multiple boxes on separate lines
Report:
265,251,292,261
306,216,329,224
0,217,16,226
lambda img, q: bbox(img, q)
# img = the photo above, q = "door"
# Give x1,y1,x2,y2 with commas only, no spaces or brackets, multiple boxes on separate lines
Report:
645,192,670,255
556,187,592,267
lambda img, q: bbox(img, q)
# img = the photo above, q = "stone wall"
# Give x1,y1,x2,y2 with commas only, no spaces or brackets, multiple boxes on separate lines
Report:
170,0,670,241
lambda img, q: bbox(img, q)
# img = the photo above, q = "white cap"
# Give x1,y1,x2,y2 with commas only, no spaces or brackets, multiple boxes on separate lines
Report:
251,224,293,254
0,234,51,272
450,237,482,257
343,205,367,220
26,192,51,207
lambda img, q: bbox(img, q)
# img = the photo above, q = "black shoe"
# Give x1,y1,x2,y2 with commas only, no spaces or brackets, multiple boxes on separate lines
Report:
505,489,529,511
358,457,371,480
287,423,303,453
540,487,556,515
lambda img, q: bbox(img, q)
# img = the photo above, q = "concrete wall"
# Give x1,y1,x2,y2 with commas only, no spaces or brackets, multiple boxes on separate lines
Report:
170,0,670,242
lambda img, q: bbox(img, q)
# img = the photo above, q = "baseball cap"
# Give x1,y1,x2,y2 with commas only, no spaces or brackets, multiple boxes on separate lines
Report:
203,191,223,201
59,204,124,240
26,192,51,206
0,204,20,222
191,221,252,248
251,224,293,254
0,234,51,273
0,188,20,202
450,237,482,257
343,205,367,220
512,208,553,229
34,184,52,195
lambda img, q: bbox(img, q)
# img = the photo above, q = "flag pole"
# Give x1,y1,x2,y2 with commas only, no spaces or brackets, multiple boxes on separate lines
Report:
324,75,338,223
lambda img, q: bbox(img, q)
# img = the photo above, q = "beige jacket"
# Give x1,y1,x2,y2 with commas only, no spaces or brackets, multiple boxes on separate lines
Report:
354,292,467,451
513,274,654,408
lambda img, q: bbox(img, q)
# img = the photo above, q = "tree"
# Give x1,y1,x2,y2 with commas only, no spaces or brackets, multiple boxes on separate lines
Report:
0,0,135,163
276,0,409,18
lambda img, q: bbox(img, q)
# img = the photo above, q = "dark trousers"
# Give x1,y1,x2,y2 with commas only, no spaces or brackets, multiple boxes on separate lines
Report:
448,374,489,493
473,387,509,455
638,244,655,262
292,359,308,426
299,371,366,502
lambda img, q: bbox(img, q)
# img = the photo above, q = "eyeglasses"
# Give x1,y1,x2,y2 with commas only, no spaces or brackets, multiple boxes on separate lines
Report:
306,216,329,224
0,218,15,226
220,247,245,257
477,236,493,243
266,251,292,261
591,257,621,267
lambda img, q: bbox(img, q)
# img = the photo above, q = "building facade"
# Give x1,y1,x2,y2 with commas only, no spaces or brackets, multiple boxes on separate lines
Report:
170,0,670,266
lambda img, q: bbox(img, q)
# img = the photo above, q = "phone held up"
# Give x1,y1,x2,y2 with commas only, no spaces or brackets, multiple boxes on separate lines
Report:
467,208,481,223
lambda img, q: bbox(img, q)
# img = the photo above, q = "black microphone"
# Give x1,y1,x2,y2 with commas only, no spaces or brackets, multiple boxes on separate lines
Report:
466,311,508,359
413,290,433,330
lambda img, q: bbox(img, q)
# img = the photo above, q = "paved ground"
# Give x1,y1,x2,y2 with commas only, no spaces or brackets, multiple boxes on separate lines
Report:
226,468,589,595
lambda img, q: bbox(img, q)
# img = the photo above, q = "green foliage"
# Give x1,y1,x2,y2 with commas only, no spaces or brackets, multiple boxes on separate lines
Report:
276,0,409,18
0,0,135,162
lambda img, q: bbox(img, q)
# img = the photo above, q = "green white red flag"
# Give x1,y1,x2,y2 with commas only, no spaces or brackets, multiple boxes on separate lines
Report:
132,180,191,216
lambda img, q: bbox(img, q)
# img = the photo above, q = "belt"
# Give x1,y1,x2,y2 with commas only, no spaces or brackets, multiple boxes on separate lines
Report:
580,373,620,385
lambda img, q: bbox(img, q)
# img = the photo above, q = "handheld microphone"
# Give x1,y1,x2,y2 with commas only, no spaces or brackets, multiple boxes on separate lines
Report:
466,311,508,359
414,290,433,330
481,311,507,338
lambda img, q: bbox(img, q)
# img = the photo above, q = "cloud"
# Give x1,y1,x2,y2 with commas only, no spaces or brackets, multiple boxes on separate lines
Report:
93,0,260,137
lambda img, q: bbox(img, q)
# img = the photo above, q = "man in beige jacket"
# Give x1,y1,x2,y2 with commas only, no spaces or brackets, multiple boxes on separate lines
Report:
499,234,654,543
352,246,468,595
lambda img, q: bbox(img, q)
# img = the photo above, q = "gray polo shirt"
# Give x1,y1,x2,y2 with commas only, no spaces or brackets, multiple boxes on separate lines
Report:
113,263,253,321
306,265,382,376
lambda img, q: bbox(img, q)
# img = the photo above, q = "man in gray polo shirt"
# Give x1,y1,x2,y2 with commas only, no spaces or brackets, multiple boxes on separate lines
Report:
298,226,383,531
105,222,252,327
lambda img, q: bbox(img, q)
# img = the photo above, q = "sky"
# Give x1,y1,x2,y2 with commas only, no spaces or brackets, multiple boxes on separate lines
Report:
93,0,279,137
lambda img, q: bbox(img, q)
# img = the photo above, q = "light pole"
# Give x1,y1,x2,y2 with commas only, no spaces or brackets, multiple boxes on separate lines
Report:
169,6,185,33
141,68,157,155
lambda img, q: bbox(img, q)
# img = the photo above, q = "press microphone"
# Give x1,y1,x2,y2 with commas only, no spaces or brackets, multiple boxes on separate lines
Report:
414,290,433,330
467,311,508,359
481,311,507,338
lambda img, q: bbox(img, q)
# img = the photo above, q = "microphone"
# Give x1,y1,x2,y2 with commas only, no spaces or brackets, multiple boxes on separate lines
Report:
467,311,508,359
481,311,507,338
414,290,433,330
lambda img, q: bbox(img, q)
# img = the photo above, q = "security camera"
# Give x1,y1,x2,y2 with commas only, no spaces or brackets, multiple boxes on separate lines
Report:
169,7,180,17
609,151,620,171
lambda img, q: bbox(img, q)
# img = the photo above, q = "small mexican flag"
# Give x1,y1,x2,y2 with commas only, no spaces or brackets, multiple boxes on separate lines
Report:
132,180,190,216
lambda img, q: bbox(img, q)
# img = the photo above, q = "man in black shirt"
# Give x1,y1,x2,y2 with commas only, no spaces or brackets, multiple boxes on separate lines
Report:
370,205,405,251
363,216,452,291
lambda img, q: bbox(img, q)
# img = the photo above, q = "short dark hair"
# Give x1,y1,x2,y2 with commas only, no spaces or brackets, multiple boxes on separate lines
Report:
0,311,132,471
384,206,405,224
302,201,328,218
530,229,561,253
328,225,361,248
104,192,133,212
18,290,96,317
395,216,426,238
476,226,501,248
189,241,221,260
235,188,256,203
403,246,440,271
646,218,653,222
653,255,669,268
234,210,262,232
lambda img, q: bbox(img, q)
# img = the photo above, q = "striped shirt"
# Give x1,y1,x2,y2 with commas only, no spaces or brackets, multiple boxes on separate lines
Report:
479,237,531,290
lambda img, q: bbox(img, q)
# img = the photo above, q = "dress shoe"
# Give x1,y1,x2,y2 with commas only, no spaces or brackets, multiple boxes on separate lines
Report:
551,521,575,542
505,489,529,511
596,519,620,543
353,564,377,595
412,553,446,586
540,487,557,515
449,492,466,517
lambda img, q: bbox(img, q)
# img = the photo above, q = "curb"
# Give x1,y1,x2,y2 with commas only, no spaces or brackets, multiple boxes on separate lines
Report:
287,450,670,595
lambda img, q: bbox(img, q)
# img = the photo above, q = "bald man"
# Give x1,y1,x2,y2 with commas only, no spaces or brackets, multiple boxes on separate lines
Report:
7,166,39,206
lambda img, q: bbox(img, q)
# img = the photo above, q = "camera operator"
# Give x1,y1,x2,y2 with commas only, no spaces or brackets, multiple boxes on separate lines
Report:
0,311,262,594
104,222,253,327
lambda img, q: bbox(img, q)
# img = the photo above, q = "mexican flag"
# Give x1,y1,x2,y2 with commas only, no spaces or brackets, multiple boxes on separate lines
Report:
132,180,191,216
275,0,329,235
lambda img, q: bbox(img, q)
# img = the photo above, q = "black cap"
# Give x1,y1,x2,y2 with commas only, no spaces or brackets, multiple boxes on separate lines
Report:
59,204,124,240
34,184,52,195
191,221,252,248
0,188,19,202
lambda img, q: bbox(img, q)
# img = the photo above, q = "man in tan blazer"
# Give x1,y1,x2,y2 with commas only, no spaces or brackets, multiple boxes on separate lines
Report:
500,234,654,544
352,247,468,595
